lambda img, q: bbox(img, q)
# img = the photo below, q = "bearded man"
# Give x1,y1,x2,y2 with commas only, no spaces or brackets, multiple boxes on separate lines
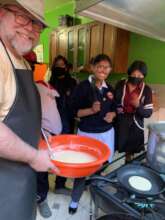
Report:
0,1,58,219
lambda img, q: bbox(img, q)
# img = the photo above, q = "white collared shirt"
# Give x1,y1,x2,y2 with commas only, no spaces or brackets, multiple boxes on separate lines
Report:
88,75,108,91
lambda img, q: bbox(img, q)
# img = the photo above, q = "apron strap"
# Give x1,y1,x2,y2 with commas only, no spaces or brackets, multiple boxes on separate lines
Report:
0,39,29,71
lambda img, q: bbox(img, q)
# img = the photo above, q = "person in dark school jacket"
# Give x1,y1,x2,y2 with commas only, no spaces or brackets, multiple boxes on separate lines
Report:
115,60,153,162
68,54,116,214
49,55,77,194
49,55,77,134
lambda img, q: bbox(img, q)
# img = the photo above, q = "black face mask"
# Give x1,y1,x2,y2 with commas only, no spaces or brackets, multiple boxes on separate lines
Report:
128,76,143,85
53,67,67,78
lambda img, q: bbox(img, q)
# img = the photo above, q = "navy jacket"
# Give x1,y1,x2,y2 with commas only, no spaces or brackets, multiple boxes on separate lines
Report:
71,79,116,133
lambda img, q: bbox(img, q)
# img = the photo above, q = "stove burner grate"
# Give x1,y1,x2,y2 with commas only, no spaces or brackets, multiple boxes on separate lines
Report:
133,201,154,210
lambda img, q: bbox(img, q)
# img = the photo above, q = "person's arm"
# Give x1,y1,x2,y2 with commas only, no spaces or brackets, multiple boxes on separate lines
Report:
133,86,153,118
77,101,101,118
77,108,94,117
71,81,101,118
0,122,59,173
114,80,125,114
103,86,117,123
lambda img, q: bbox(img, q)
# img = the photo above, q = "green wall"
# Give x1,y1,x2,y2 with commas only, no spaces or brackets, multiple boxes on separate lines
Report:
41,1,92,63
128,33,165,84
40,1,74,63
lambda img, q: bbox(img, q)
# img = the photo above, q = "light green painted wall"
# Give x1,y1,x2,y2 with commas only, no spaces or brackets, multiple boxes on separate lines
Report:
40,1,92,63
40,1,74,63
128,33,165,84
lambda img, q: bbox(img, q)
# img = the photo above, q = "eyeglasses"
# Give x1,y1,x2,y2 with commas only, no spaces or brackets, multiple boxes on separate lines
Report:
4,7,44,33
95,65,111,70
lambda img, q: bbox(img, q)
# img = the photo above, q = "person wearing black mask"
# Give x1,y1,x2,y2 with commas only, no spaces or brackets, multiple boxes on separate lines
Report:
50,55,77,104
115,60,153,162
49,55,77,194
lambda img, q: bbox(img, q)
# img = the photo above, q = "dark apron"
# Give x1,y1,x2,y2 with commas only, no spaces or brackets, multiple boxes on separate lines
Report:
0,42,41,220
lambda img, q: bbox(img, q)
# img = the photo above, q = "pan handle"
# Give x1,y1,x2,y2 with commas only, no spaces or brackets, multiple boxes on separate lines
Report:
158,188,165,199
160,188,165,195
87,175,117,185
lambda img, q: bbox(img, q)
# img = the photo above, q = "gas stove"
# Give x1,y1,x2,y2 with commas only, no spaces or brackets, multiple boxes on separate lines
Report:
89,153,165,220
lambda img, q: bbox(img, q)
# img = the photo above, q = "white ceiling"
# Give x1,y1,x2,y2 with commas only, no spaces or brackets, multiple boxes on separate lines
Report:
45,0,73,13
76,0,165,41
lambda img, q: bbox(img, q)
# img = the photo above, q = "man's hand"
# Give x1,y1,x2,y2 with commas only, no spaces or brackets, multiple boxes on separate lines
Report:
104,112,116,123
91,101,101,113
29,149,60,173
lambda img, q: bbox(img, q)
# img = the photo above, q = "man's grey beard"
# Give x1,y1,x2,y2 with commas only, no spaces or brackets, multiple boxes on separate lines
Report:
0,21,38,55
11,37,36,56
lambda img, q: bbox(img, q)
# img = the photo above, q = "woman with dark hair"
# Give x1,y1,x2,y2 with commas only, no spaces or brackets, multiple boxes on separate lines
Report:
49,55,77,194
69,54,116,214
50,55,76,98
115,60,153,162
49,55,77,134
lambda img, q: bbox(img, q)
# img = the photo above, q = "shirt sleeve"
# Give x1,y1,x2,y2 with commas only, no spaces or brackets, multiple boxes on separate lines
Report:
107,84,117,112
135,86,153,118
70,82,87,117
114,80,125,106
